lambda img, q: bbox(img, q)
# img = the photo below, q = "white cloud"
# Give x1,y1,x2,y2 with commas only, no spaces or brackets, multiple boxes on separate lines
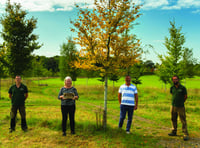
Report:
162,0,200,10
1,0,200,12
0,0,95,12
177,0,200,8
162,5,181,10
142,0,169,9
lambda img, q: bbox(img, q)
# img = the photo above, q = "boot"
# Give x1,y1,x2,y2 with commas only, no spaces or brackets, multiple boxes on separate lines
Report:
168,131,177,136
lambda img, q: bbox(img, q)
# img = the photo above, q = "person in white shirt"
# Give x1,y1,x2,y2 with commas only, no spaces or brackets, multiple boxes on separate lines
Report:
118,75,138,134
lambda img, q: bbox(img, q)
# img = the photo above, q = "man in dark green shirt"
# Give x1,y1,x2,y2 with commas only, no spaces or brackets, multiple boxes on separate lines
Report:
168,75,189,141
8,75,28,133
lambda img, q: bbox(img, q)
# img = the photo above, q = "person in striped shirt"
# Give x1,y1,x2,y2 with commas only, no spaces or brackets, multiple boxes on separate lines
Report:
118,75,138,134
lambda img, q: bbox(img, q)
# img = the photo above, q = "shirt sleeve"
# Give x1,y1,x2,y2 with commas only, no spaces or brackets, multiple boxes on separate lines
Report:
24,85,28,93
183,86,187,95
170,87,172,94
73,88,79,97
134,87,138,94
118,86,122,93
58,87,63,99
8,86,12,94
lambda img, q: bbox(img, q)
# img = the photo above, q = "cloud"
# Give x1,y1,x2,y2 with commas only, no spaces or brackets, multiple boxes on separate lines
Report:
162,5,181,10
177,0,200,8
1,0,200,13
162,0,200,10
142,0,169,9
0,0,95,12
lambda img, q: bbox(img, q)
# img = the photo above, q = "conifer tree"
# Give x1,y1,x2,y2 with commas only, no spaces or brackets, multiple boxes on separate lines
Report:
158,21,195,86
0,0,41,77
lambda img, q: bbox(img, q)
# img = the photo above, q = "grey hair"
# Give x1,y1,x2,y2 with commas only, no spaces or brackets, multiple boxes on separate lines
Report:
64,76,72,82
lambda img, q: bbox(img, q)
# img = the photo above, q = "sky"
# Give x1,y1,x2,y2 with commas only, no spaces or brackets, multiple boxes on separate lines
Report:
0,0,200,63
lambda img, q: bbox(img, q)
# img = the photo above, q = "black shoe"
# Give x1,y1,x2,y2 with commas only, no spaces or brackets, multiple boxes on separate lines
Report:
23,128,28,132
71,131,75,135
9,128,15,133
62,132,66,136
183,135,189,141
168,132,177,136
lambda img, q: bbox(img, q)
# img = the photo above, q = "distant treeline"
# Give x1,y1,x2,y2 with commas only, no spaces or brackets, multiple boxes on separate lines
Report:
23,55,200,79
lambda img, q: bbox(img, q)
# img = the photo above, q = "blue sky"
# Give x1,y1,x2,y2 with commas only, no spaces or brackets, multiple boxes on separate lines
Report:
0,0,200,63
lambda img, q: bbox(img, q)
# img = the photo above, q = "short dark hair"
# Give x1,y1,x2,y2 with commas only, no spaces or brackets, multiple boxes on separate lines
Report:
172,75,179,80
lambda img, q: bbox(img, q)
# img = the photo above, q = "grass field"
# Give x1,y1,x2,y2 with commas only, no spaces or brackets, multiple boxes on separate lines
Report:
0,75,200,148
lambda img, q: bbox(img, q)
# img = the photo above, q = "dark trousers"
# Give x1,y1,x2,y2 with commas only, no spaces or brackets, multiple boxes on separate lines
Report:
119,104,134,132
61,105,75,133
10,105,27,130
171,106,189,135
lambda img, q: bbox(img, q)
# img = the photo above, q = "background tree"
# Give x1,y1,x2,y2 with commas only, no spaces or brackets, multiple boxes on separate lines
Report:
194,63,200,76
0,0,41,78
109,73,120,90
181,48,196,78
42,56,59,77
157,21,188,85
0,43,9,99
71,0,142,128
143,60,155,75
59,39,79,85
130,62,144,87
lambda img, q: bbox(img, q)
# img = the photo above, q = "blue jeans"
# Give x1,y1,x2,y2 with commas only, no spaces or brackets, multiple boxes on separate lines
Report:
119,104,134,132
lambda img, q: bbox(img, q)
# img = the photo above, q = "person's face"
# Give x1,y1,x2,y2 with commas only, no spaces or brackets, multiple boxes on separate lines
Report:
15,76,21,84
65,79,72,87
172,76,179,85
125,76,131,85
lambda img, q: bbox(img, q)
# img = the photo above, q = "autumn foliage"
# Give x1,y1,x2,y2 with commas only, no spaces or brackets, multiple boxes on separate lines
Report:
71,0,142,75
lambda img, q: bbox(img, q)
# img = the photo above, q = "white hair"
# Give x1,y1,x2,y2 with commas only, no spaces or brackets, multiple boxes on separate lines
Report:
64,76,72,82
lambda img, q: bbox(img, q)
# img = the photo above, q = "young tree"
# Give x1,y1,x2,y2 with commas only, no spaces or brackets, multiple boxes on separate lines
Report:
0,0,41,78
59,39,79,85
181,48,196,78
158,21,186,85
109,73,120,90
130,62,144,87
71,0,142,128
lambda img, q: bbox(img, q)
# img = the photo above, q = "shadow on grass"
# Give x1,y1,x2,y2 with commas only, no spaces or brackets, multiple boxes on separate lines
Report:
25,117,159,147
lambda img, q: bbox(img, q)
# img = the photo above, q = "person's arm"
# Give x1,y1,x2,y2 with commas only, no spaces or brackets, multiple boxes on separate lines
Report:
73,88,79,100
134,93,138,110
9,93,12,99
118,93,122,104
25,93,28,100
58,88,64,100
73,96,79,100
184,94,187,102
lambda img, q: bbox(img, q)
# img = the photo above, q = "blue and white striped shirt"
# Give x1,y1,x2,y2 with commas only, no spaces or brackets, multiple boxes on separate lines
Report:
119,84,137,106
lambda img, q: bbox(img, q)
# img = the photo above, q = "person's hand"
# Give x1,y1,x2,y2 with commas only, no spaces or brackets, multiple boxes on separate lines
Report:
73,96,78,100
60,95,64,100
134,105,138,110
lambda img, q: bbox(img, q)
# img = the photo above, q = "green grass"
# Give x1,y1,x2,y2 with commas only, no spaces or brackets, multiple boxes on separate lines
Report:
0,75,200,148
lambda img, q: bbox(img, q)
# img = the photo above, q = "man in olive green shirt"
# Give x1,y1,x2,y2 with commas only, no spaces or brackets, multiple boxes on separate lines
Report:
168,75,189,141
8,75,28,133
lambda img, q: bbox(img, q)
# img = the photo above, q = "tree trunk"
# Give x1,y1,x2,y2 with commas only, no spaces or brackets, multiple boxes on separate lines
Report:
103,75,108,129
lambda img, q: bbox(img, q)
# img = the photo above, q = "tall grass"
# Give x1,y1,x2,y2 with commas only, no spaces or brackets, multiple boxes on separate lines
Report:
0,76,200,148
